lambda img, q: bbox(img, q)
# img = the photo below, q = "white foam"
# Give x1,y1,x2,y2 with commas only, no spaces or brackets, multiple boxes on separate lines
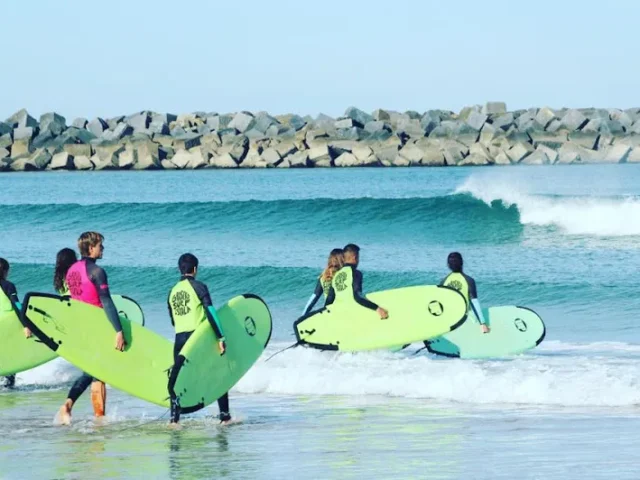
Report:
14,358,79,387
456,176,640,237
234,344,640,407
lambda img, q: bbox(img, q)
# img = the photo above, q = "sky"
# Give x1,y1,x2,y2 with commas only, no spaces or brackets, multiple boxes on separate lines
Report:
2,0,639,121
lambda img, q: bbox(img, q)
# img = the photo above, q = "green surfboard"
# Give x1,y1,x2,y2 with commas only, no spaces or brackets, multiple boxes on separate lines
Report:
169,294,272,413
424,306,546,359
294,285,467,352
0,294,144,376
21,293,174,406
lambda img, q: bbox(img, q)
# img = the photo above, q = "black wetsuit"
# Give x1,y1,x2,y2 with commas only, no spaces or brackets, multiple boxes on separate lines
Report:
66,258,122,403
302,278,326,316
325,264,379,311
167,276,229,423
1,279,21,388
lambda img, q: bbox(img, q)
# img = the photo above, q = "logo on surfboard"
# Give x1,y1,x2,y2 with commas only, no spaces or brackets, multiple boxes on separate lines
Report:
514,318,527,332
428,301,444,316
244,316,256,336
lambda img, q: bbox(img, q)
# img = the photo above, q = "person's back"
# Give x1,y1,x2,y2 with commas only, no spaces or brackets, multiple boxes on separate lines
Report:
441,252,489,333
167,253,229,427
325,244,388,319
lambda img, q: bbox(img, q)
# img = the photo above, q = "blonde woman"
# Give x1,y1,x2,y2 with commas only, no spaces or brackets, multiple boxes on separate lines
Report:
301,248,344,316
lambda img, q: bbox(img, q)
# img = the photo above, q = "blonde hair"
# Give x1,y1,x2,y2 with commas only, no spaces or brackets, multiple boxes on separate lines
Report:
78,231,104,257
321,248,344,282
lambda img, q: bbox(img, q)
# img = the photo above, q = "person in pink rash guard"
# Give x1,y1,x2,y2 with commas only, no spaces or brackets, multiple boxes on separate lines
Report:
56,232,125,426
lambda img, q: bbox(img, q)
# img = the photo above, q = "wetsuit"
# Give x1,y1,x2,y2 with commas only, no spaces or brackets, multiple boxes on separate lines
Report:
325,264,379,311
1,279,22,388
301,276,332,316
64,258,122,404
440,272,487,325
167,275,228,423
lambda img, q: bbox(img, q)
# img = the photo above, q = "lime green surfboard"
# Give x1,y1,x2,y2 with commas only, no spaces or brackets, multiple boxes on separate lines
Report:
169,294,272,413
21,293,174,406
424,306,546,359
294,285,467,352
0,294,145,376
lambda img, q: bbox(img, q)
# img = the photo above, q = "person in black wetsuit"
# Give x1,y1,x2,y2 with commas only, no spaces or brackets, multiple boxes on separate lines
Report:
0,258,29,389
57,232,125,425
325,244,388,319
301,248,344,316
167,253,229,426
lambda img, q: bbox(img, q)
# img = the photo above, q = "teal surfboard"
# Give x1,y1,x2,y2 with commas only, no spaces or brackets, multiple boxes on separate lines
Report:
294,285,467,352
169,294,272,413
424,306,546,359
0,294,144,376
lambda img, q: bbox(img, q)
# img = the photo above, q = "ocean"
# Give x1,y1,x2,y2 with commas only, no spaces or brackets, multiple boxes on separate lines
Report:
1,165,640,479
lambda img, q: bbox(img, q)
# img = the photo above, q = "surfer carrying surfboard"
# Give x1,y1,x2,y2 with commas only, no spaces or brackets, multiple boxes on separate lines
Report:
301,248,345,316
0,258,27,388
167,253,230,426
325,244,389,319
57,232,125,425
441,252,490,333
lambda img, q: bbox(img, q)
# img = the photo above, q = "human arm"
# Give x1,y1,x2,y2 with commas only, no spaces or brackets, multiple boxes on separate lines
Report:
302,279,324,316
89,264,125,350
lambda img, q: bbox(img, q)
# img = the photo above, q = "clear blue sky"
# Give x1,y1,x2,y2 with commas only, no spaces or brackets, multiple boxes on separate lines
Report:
3,0,639,120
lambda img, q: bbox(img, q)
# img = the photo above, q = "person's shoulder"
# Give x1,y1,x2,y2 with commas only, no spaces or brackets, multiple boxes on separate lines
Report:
190,277,210,292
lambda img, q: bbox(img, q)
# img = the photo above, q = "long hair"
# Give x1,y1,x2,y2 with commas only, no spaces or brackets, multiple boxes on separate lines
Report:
54,248,78,293
0,258,9,281
321,249,344,282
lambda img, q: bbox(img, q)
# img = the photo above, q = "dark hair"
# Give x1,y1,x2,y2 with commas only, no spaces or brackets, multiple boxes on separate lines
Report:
343,244,360,255
178,253,199,275
0,258,9,280
447,252,463,273
54,248,78,293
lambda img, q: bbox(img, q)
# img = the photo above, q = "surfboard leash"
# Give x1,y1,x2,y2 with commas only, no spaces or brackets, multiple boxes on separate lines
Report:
264,341,301,362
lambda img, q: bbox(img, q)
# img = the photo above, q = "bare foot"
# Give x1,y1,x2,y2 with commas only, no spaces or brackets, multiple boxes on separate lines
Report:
168,422,182,430
56,402,72,426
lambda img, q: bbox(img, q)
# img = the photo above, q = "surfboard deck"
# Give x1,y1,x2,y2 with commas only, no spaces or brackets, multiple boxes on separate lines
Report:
169,294,272,414
424,306,546,359
21,293,174,407
0,294,144,376
294,285,467,352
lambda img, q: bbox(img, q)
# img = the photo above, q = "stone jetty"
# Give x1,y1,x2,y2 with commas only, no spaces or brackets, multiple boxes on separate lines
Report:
1,103,640,171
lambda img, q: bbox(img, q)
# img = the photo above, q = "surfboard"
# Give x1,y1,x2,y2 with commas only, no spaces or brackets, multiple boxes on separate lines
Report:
0,294,145,376
169,294,272,414
424,305,546,359
21,292,174,406
294,285,467,352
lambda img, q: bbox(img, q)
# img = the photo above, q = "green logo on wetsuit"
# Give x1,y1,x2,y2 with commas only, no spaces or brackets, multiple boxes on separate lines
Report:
448,280,463,292
334,271,348,292
171,291,191,316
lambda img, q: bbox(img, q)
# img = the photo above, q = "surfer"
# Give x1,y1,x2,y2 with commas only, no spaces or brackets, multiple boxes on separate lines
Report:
441,252,490,333
167,253,230,426
325,244,388,319
0,258,27,388
301,248,344,316
53,248,78,295
57,232,125,425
